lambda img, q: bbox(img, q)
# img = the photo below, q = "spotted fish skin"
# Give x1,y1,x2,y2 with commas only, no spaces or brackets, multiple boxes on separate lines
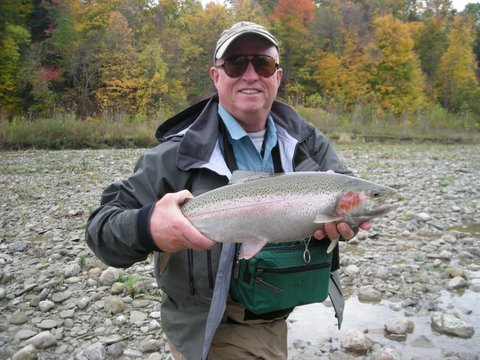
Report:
181,171,398,259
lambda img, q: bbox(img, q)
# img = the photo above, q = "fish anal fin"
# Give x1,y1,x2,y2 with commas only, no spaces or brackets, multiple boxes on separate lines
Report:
238,239,268,260
327,238,338,254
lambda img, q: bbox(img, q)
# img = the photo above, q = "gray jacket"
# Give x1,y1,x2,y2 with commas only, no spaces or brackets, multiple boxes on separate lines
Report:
86,95,350,359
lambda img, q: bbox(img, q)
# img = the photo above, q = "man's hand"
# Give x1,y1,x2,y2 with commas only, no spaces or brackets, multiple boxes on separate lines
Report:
312,169,372,250
313,221,371,242
149,190,215,253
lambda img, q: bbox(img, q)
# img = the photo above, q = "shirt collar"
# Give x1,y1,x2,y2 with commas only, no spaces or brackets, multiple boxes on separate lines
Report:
218,105,277,143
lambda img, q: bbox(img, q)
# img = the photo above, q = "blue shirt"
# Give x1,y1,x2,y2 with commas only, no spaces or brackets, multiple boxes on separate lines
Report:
218,105,278,173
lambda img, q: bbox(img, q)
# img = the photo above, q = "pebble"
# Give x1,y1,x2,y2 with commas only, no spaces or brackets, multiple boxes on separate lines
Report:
12,344,38,360
448,276,468,289
24,331,57,349
10,311,28,325
38,300,55,312
104,296,126,315
357,286,382,302
1,146,479,358
341,329,373,354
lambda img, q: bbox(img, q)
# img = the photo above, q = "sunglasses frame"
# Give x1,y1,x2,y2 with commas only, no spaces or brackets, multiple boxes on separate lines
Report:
216,54,280,78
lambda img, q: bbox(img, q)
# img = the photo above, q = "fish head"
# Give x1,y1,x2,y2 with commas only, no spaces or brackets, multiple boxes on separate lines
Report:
336,182,398,226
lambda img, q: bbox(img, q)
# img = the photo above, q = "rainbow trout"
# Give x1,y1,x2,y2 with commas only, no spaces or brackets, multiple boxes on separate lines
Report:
181,171,398,259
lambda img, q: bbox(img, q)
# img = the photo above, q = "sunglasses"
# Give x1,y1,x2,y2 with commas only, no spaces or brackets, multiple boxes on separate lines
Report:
217,55,279,78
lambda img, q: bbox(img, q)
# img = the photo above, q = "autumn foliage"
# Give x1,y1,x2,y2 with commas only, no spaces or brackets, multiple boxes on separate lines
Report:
0,0,479,122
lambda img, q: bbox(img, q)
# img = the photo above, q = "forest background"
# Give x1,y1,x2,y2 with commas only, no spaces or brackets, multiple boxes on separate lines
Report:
1,0,480,149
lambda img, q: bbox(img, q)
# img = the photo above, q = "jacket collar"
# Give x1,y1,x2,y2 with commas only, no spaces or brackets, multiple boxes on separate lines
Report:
155,95,316,174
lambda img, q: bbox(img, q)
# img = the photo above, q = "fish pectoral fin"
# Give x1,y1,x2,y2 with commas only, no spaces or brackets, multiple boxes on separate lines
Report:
238,239,268,260
314,214,342,224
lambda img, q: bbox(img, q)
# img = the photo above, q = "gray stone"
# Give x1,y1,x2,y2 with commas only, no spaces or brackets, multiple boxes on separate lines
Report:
64,263,81,278
448,276,467,289
51,290,73,303
99,267,123,285
370,347,401,360
343,264,359,277
15,329,38,340
104,296,125,315
38,300,55,312
36,319,59,330
60,309,75,318
81,342,106,360
77,296,90,309
25,330,57,349
431,312,475,338
416,212,431,221
12,345,38,360
139,338,162,352
110,282,125,295
341,329,373,354
357,286,382,302
123,348,143,357
130,310,148,325
146,353,164,360
384,318,410,334
410,335,435,348
10,311,28,325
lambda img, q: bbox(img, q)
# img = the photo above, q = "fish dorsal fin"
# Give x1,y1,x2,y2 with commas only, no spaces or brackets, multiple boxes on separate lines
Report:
229,171,277,185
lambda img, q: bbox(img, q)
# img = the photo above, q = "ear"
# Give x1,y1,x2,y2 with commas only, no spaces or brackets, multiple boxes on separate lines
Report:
210,66,219,85
275,67,283,87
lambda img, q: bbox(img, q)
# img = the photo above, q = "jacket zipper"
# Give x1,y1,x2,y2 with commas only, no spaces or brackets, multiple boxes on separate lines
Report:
207,250,214,290
188,249,195,295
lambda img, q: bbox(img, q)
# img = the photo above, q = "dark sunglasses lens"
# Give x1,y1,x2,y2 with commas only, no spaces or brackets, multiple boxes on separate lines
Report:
222,55,277,78
252,56,277,77
224,57,249,77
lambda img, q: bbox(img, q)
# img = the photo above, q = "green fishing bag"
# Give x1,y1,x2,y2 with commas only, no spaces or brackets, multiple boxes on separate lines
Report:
230,239,333,315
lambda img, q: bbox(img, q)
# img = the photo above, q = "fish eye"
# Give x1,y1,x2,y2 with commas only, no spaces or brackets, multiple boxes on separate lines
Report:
372,191,380,198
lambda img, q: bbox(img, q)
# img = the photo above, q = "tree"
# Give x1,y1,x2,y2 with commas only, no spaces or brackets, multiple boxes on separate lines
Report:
435,15,480,113
308,31,372,111
270,0,315,99
95,11,143,117
368,15,427,114
412,17,448,81
232,0,269,25
464,3,480,75
0,0,32,118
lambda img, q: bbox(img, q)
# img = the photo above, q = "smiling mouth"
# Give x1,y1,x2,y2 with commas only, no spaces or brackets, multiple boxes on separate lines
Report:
240,89,260,94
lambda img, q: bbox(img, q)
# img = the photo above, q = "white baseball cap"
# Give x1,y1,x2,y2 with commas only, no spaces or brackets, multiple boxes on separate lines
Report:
214,21,279,62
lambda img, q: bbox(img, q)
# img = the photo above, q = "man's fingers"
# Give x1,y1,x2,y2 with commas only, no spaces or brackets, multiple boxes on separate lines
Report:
360,221,371,230
181,224,215,250
313,229,326,240
323,222,340,241
337,222,355,240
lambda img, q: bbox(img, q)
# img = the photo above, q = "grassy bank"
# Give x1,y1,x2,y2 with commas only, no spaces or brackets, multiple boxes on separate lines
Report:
0,114,161,150
1,106,479,150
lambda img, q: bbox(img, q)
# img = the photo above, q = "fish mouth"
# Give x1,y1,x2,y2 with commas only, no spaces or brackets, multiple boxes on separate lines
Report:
369,192,399,215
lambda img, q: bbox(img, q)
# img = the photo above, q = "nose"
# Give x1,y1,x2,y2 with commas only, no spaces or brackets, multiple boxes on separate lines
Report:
242,61,259,79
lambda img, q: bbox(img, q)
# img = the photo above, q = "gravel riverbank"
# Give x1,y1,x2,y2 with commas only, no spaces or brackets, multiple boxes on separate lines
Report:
1,144,479,359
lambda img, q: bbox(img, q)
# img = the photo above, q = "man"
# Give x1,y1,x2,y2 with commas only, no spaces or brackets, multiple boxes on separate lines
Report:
86,21,368,359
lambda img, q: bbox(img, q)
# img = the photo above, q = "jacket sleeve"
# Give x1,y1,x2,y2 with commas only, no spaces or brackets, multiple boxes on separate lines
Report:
85,142,186,268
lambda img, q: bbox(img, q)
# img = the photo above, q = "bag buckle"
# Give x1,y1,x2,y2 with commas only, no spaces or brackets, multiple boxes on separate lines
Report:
302,237,312,264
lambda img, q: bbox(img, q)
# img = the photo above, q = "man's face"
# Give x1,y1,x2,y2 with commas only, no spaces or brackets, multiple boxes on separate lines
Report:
210,35,283,132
